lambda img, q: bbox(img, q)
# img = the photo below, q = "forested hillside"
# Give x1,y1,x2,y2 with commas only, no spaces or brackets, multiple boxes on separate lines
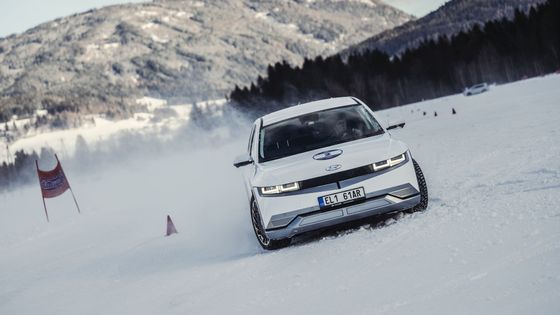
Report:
0,0,411,123
341,0,545,57
230,0,559,115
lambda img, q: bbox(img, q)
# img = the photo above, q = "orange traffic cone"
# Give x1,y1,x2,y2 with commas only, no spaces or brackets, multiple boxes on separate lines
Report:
166,215,178,236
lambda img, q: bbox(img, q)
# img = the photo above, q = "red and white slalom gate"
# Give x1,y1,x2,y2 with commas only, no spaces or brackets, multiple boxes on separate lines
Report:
35,154,81,222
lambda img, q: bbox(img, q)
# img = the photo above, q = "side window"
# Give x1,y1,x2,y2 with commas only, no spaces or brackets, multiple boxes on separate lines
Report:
247,124,256,156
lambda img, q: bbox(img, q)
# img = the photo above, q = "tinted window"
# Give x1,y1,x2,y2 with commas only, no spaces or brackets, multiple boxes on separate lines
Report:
259,105,383,162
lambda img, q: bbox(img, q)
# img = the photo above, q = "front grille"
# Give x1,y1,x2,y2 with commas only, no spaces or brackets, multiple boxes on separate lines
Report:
299,164,374,190
298,153,409,191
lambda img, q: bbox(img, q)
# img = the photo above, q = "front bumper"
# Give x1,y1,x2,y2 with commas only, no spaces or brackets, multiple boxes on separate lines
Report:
264,184,420,240
254,153,419,236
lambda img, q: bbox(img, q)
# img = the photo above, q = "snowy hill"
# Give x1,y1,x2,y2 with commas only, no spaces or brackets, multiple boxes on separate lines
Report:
341,0,544,57
0,97,226,164
0,0,411,121
1,75,559,314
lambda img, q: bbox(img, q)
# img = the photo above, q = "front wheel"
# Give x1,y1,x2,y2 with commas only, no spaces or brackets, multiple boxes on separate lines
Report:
250,198,291,250
408,159,429,213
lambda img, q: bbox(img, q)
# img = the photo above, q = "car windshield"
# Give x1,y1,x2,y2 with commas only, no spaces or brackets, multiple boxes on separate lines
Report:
259,104,384,162
473,84,485,88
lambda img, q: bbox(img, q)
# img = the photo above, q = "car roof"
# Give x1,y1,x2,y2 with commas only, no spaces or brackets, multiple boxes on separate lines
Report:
260,96,360,126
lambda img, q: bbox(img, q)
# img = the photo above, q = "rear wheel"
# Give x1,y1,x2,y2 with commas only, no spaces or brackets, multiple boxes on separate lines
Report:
251,198,291,250
408,159,429,213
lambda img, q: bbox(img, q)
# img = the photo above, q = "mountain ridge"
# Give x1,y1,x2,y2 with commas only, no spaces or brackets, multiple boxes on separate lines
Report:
0,0,412,122
340,0,545,57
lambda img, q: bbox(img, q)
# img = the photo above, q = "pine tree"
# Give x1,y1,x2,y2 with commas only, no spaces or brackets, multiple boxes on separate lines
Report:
227,0,560,118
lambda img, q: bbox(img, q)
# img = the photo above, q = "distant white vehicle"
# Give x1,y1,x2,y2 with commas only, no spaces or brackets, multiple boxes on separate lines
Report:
463,83,489,96
234,97,428,249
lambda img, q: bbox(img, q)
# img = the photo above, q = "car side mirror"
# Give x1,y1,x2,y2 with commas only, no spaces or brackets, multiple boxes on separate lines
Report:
233,153,253,168
386,121,406,130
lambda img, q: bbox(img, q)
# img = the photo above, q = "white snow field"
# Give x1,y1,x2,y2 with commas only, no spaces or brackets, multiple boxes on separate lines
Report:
1,75,560,314
0,98,227,164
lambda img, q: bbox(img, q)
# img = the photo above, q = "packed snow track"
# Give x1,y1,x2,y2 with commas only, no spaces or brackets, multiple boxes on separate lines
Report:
1,75,559,314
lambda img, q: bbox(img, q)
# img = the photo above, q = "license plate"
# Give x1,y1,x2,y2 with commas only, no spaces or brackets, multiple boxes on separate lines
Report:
318,187,366,208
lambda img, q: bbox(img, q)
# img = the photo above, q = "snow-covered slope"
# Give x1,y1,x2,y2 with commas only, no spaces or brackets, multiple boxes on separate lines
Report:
341,0,544,57
0,98,226,164
1,75,559,314
0,0,412,120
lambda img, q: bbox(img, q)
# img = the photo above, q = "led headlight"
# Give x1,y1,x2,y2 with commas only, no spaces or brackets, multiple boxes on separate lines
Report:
260,182,300,195
372,152,406,171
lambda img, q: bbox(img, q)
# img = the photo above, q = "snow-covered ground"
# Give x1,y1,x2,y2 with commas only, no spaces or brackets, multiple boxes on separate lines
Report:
0,98,226,164
1,75,559,314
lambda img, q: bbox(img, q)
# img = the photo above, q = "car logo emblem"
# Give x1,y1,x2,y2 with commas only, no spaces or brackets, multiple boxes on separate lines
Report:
313,149,343,160
325,164,342,172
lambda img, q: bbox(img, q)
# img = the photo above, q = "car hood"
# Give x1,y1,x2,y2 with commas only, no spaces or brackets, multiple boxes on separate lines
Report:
253,133,408,187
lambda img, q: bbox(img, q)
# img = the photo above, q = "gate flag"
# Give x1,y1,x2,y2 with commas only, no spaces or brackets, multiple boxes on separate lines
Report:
37,160,70,198
35,154,81,222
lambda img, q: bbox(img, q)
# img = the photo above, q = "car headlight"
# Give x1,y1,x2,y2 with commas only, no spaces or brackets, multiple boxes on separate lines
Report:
260,181,300,195
372,152,407,171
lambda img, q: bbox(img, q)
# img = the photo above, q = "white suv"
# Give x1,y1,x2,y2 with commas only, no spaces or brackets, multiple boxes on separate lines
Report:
234,97,428,249
463,83,489,96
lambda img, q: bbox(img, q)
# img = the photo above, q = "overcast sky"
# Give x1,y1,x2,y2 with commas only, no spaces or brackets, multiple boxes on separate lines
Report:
0,0,450,38
0,0,147,38
384,0,449,17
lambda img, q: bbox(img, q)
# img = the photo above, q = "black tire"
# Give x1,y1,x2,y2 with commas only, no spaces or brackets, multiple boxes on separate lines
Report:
250,198,291,250
408,159,429,213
